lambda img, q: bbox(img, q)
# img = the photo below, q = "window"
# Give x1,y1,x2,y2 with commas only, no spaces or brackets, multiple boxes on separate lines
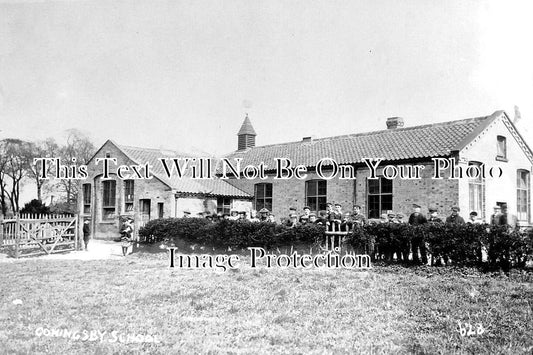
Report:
367,177,393,219
468,161,485,219
306,180,327,212
517,170,530,222
255,183,273,211
124,180,134,212
82,183,91,214
497,136,507,160
217,197,232,215
102,180,116,220
158,202,164,219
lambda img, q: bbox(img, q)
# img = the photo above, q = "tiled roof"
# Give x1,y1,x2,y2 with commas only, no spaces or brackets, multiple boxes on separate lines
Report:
223,113,500,169
118,144,251,198
237,115,257,136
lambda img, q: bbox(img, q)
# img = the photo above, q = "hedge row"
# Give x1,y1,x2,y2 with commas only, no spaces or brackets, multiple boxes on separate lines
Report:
347,223,533,270
138,218,533,270
138,218,325,251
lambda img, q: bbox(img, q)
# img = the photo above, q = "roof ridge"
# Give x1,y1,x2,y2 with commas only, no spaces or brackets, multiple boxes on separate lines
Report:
226,115,489,153
118,144,191,156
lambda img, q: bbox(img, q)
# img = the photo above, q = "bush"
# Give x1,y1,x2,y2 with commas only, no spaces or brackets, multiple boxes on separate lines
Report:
346,222,533,270
139,218,326,252
140,218,533,269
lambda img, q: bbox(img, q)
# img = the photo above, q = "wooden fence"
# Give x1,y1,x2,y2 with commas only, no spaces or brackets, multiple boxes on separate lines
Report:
324,222,355,252
0,214,79,258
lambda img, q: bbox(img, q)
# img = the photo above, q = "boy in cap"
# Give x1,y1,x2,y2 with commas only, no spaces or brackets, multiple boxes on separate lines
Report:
285,213,300,228
351,204,367,226
300,206,311,219
329,203,344,230
258,208,270,222
428,207,442,223
238,211,247,221
467,211,481,224
325,203,333,227
445,207,465,224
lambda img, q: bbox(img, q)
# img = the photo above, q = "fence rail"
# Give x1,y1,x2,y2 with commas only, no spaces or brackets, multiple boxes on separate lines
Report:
0,214,79,258
323,222,356,251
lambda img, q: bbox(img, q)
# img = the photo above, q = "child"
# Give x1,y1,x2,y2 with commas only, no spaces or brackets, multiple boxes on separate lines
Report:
120,218,134,256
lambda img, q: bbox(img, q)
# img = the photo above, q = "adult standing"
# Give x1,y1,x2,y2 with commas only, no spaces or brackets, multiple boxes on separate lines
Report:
445,207,465,224
498,203,518,230
490,205,502,225
408,203,428,264
82,219,91,251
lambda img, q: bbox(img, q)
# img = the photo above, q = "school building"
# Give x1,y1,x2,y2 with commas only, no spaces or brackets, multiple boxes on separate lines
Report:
223,110,533,225
80,141,252,239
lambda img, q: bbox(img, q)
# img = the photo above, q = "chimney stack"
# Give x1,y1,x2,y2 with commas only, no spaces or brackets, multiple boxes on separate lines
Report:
386,117,404,129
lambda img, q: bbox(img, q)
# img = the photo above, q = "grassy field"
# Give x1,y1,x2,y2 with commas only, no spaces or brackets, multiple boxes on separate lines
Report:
0,250,532,355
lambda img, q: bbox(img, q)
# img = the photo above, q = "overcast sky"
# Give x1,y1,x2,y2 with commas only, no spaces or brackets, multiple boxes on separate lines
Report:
1,0,532,157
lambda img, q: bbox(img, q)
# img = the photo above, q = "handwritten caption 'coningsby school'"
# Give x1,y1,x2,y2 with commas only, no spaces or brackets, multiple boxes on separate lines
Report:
34,327,161,344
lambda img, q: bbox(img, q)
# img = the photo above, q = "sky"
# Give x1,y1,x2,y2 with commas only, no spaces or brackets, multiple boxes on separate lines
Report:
1,0,532,158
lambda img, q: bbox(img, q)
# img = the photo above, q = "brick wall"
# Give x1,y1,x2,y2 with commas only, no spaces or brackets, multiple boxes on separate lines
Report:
226,160,459,221
81,141,175,240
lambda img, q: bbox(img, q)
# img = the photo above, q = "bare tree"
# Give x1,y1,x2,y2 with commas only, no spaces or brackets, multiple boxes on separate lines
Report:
52,129,95,213
0,139,33,213
27,138,59,202
0,141,9,216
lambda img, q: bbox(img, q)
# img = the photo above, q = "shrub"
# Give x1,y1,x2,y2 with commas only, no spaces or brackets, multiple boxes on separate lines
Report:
140,218,533,269
139,218,326,251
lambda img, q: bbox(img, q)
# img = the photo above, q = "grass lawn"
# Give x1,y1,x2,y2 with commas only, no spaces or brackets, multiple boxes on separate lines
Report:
0,250,532,355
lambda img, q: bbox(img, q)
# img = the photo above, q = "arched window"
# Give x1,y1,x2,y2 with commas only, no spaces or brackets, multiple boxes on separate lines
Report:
496,136,507,160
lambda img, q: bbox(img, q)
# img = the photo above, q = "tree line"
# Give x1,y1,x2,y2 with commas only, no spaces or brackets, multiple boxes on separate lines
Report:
0,129,95,217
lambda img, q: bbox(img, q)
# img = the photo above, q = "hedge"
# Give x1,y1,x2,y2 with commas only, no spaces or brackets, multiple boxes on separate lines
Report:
347,223,533,270
138,218,326,251
138,218,533,270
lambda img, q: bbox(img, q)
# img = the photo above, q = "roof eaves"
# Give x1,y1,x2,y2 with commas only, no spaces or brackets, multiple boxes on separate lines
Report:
453,111,500,152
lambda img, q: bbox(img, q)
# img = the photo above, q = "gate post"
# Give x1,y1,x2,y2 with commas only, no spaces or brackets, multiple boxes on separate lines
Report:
0,215,3,248
75,214,79,251
14,214,20,258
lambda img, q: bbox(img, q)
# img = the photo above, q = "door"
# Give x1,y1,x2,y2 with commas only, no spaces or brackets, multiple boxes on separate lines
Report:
139,199,151,223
